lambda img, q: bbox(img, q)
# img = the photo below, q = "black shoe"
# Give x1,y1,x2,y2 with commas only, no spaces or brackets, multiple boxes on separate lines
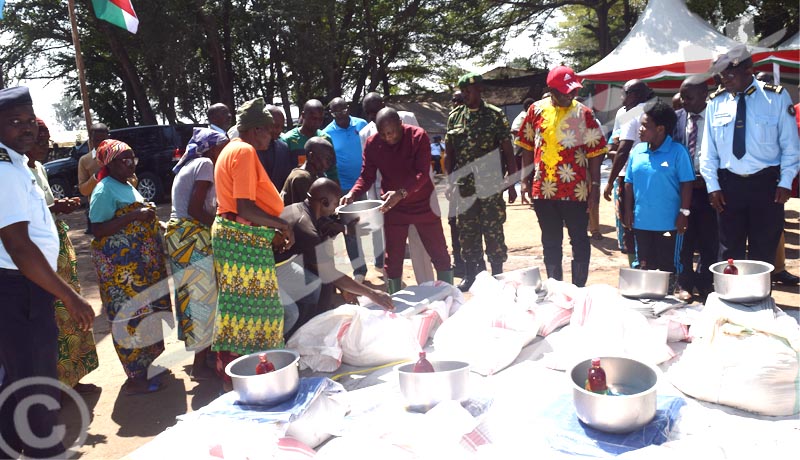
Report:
491,262,503,276
772,270,800,286
457,263,478,292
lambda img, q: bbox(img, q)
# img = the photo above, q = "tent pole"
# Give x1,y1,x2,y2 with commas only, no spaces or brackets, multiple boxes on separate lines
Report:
67,0,93,133
772,63,780,84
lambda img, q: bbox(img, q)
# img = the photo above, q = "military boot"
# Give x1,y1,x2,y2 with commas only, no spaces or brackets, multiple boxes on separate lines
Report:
387,278,403,294
491,262,503,276
457,262,478,292
437,269,454,285
453,259,466,278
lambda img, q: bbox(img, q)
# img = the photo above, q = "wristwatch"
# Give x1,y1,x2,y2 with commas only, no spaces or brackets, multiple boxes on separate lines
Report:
679,208,691,216
397,188,408,199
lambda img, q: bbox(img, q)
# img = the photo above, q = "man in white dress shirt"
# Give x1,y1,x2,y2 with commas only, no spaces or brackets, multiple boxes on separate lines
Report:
0,86,94,458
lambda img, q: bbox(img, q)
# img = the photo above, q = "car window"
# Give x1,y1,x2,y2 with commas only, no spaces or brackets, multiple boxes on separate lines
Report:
71,141,89,161
111,128,165,154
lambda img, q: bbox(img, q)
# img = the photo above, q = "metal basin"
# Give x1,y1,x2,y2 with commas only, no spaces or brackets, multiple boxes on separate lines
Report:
494,266,542,291
225,349,300,406
398,360,470,413
618,268,670,299
570,357,658,434
336,200,385,235
709,260,773,303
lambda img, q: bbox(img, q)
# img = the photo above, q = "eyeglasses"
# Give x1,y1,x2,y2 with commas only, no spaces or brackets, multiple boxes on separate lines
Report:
118,157,138,166
329,108,348,116
7,118,38,128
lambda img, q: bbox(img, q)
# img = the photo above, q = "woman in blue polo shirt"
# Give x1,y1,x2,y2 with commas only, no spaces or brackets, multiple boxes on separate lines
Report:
623,100,694,277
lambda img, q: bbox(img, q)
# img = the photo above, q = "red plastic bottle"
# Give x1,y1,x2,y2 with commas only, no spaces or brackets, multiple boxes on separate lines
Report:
255,353,276,374
722,259,738,275
412,351,435,373
585,358,609,394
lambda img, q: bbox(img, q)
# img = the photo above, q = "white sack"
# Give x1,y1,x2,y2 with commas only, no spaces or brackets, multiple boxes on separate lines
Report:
668,294,800,416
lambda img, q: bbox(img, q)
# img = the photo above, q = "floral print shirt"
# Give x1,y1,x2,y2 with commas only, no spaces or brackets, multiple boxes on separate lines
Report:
515,98,607,201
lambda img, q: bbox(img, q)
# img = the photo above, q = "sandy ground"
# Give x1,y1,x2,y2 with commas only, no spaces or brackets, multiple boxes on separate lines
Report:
53,179,799,459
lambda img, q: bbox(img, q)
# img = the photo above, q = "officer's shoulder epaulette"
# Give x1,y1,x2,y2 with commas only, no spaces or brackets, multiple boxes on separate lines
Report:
0,148,11,163
763,83,784,93
484,102,504,113
710,88,726,99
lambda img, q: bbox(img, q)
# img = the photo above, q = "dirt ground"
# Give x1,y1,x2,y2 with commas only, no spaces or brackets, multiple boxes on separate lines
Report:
55,181,799,459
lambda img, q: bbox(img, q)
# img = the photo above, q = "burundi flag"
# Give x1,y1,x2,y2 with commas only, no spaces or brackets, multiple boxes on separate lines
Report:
92,0,139,34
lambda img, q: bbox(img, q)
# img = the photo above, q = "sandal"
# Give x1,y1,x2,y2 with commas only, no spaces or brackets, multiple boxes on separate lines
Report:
74,383,101,394
124,377,164,396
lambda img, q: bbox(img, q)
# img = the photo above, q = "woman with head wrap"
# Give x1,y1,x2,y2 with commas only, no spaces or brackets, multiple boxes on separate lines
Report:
211,97,295,391
26,119,100,393
165,128,228,380
90,139,172,395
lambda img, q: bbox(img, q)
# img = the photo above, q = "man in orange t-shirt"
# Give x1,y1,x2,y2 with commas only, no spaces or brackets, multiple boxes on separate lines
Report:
211,97,295,390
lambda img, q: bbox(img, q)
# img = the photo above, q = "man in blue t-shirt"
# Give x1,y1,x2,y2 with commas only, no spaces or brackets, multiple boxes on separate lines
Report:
322,97,371,280
623,100,694,275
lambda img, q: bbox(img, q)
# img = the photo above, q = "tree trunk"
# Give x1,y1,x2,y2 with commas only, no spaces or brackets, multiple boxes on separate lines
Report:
270,38,293,129
595,1,612,57
221,0,236,110
350,56,372,115
121,76,136,126
623,0,635,35
197,3,234,111
101,24,157,124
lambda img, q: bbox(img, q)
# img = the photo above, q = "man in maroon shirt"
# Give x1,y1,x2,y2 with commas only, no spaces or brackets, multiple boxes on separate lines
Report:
342,108,453,293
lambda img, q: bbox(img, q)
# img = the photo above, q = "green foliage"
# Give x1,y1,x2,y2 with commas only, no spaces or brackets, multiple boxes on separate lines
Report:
551,0,646,71
1,0,794,129
52,92,83,130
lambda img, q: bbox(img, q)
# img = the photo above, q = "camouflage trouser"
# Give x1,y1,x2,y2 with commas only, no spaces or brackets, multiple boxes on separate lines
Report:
457,193,507,265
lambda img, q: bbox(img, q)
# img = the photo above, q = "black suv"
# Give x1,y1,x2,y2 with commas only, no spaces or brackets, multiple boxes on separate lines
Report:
44,124,202,202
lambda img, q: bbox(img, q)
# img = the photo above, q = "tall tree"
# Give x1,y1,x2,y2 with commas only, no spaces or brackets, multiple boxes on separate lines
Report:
52,92,83,130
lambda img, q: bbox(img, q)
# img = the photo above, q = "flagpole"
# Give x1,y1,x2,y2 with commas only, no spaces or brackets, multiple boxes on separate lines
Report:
67,0,93,134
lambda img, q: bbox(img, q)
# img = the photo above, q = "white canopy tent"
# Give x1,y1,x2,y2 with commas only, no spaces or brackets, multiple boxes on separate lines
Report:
577,0,759,89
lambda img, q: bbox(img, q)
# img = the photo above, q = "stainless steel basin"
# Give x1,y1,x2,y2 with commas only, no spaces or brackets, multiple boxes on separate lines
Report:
397,360,470,413
618,268,670,298
336,200,385,235
570,357,658,434
225,349,300,406
494,266,542,291
709,260,773,303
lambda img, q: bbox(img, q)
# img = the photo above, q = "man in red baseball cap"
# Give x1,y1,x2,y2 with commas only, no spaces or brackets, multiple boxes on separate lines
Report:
546,65,584,95
515,66,607,286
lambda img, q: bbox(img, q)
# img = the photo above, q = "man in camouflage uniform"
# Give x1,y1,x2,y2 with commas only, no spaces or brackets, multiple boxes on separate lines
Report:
445,73,518,291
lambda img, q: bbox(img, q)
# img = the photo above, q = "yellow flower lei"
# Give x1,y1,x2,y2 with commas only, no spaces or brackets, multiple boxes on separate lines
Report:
539,100,575,181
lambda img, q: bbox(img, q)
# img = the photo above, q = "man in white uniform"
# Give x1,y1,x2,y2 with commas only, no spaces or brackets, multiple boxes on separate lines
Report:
0,87,94,458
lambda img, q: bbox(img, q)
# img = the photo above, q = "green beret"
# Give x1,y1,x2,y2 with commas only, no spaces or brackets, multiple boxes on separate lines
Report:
236,97,274,132
457,72,483,88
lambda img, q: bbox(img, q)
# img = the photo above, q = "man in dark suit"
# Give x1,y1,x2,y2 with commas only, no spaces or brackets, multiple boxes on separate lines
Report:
674,76,718,300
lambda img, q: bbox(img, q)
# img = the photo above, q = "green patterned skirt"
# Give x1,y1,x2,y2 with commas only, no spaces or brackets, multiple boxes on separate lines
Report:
210,216,284,355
